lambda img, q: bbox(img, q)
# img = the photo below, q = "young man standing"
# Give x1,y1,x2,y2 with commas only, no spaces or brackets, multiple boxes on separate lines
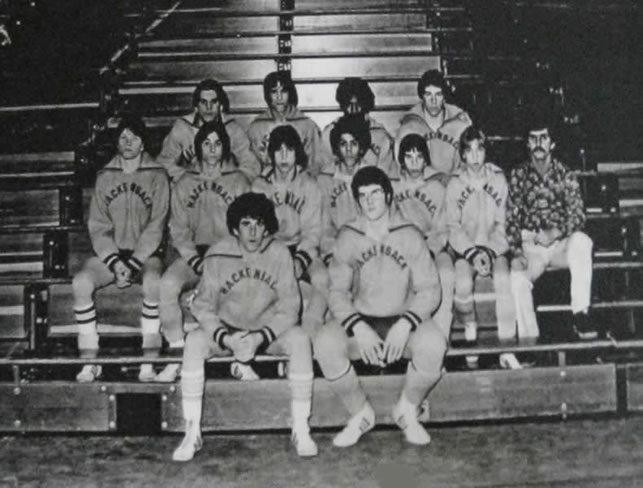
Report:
314,166,446,447
396,70,471,181
172,192,317,461
156,78,260,182
507,114,594,340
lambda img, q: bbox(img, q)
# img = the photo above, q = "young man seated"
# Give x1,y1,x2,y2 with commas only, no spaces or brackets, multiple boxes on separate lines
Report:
320,77,396,176
252,125,328,338
247,71,322,175
172,192,317,462
156,121,250,382
314,166,446,447
393,133,454,340
445,126,518,369
507,113,594,340
318,114,375,266
73,115,169,383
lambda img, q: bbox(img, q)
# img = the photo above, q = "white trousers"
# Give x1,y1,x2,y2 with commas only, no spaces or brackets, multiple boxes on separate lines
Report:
511,230,593,338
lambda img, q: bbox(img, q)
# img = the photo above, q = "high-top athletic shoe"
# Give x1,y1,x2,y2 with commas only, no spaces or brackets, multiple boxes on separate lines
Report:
291,428,318,457
155,364,180,383
499,352,522,370
172,422,203,462
76,365,102,383
138,363,156,382
392,395,431,446
573,312,597,340
333,402,375,447
230,361,260,381
464,321,479,368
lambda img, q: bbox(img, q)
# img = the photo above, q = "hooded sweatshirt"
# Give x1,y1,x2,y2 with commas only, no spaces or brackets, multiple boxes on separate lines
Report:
445,162,509,258
328,211,441,334
251,166,322,271
392,169,447,255
395,102,471,176
169,158,250,272
156,111,260,182
246,107,322,175
89,152,169,272
191,236,299,347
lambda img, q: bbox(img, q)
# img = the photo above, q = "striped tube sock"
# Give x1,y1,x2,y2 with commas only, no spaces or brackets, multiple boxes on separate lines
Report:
327,364,367,417
141,301,161,352
75,303,98,353
181,368,205,425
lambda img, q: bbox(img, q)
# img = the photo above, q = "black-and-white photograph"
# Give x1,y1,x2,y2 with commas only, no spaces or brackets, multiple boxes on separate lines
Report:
0,0,641,486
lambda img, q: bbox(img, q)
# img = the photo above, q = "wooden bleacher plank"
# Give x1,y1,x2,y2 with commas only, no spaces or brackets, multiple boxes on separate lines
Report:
138,36,280,55
128,59,279,83
157,364,618,431
293,13,427,32
291,32,434,54
0,382,112,431
290,55,440,79
0,285,27,340
625,363,643,412
295,0,425,10
157,15,281,36
0,189,62,228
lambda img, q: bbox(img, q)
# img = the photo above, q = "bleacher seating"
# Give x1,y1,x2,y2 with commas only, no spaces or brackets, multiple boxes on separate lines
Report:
0,0,641,433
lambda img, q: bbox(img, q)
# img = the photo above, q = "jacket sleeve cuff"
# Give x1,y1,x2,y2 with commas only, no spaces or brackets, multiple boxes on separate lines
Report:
213,327,229,350
342,313,362,337
126,256,143,273
259,326,276,346
402,311,422,332
187,255,203,275
463,247,479,264
294,249,312,270
104,253,120,271
323,253,333,267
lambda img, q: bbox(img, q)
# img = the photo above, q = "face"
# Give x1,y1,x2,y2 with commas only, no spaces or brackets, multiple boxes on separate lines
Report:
273,143,296,176
234,217,267,253
422,85,445,117
196,89,221,123
527,128,554,161
338,133,361,166
345,95,363,116
269,81,290,113
200,131,224,166
358,184,389,222
404,147,427,177
462,139,486,173
117,128,144,160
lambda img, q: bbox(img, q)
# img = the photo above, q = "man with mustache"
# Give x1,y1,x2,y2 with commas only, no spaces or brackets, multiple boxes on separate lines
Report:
506,113,594,341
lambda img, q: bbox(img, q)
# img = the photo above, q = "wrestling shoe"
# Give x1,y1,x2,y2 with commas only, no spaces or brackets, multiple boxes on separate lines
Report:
392,395,431,446
155,364,180,383
231,361,260,381
76,365,102,383
333,401,375,447
172,423,203,462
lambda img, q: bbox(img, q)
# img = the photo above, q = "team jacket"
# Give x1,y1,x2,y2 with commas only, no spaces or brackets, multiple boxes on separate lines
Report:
317,162,368,264
169,159,250,273
392,169,448,255
89,153,170,273
506,158,585,253
252,166,322,270
156,111,260,182
445,162,509,258
320,115,397,177
191,236,300,346
328,212,441,334
395,102,472,176
246,107,323,175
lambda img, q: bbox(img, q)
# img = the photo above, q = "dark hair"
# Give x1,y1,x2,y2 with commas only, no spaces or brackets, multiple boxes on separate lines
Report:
194,121,232,163
417,69,450,100
329,114,372,159
398,133,431,169
523,102,559,141
227,192,279,236
351,166,394,207
192,78,230,113
336,77,375,113
267,125,308,169
263,71,299,107
458,125,486,160
116,114,147,148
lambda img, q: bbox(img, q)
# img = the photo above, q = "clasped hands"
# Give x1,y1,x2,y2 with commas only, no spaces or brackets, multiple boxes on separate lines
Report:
223,330,264,363
353,319,412,367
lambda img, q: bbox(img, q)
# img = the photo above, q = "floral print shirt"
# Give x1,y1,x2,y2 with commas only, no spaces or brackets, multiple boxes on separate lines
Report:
506,158,585,252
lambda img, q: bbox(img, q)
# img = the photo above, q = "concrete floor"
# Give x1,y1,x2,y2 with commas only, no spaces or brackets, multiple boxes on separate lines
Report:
1,416,643,488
